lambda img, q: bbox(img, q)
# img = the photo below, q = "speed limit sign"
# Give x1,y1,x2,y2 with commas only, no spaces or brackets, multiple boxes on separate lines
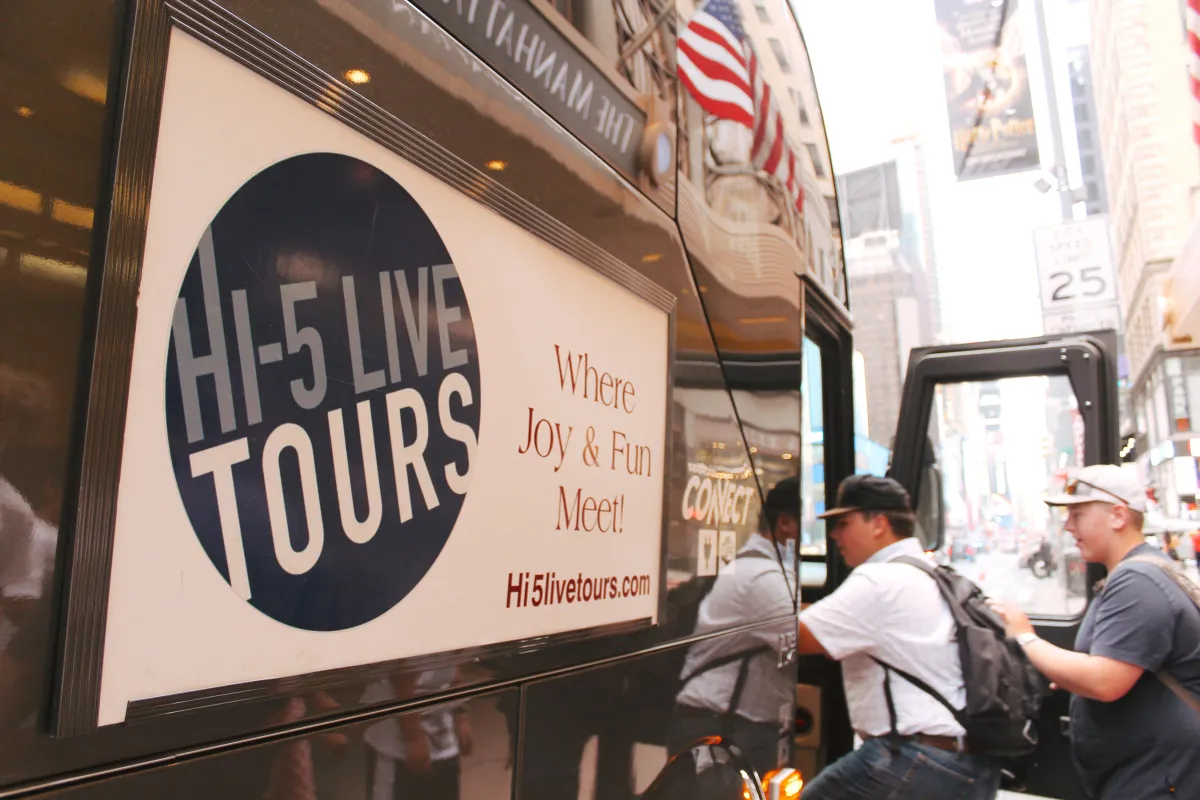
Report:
1032,218,1119,311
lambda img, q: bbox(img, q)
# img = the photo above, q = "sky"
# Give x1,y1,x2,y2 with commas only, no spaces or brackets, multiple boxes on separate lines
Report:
790,0,1084,346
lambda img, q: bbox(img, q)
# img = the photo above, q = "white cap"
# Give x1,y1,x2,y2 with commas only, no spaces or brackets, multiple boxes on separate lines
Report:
1045,465,1146,512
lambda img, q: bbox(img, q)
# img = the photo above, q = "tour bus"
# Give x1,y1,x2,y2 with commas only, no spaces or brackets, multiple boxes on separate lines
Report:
1,0,1119,798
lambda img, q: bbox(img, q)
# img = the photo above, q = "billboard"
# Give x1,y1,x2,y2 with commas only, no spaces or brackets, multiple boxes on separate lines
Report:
93,31,669,725
936,0,1040,181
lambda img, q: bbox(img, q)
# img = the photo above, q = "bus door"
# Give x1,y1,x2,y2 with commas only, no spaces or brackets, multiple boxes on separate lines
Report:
888,330,1120,799
792,282,857,783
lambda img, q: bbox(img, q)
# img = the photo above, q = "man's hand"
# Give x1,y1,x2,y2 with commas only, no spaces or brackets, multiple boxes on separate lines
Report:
987,600,1143,702
988,600,1034,638
404,729,433,772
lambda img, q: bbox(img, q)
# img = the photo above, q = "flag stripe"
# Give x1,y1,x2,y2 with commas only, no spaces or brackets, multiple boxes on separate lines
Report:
679,27,749,78
677,39,752,96
687,11,746,61
764,115,785,174
1190,3,1200,148
678,66,755,125
683,17,749,69
678,50,755,116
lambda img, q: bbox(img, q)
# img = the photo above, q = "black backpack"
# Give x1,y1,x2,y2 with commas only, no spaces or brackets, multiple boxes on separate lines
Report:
625,550,776,745
872,555,1046,758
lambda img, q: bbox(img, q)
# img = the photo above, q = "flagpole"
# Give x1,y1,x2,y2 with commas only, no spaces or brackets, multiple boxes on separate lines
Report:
1032,0,1075,221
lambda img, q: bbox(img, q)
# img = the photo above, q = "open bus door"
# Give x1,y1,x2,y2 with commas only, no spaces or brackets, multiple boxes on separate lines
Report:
887,330,1121,800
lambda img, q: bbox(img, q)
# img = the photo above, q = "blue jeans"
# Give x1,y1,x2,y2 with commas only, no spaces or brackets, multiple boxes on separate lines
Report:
802,737,1001,800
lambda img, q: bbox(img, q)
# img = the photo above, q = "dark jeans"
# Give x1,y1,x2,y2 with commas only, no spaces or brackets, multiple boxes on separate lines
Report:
803,737,1001,800
665,705,782,779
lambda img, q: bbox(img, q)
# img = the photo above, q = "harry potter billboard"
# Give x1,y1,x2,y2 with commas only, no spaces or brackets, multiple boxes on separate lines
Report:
936,0,1040,181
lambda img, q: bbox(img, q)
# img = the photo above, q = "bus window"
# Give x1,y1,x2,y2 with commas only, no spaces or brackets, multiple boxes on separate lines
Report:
799,337,827,587
929,374,1087,616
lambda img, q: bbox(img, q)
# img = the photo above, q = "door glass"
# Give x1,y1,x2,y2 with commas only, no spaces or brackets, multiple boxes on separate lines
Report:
929,375,1087,616
800,337,827,587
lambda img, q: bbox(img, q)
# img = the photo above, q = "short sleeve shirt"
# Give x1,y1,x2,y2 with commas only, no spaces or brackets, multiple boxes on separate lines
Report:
799,538,965,737
675,534,797,724
1070,544,1200,799
0,478,56,602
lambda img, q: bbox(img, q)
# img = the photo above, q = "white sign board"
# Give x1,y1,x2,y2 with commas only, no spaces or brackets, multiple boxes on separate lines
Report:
96,31,668,725
1033,217,1118,316
1042,303,1123,335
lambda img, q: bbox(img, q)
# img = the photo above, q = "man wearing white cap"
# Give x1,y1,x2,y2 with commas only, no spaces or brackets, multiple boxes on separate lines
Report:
992,465,1200,799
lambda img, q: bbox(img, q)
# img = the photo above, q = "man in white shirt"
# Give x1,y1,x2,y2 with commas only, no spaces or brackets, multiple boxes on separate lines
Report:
797,475,1001,799
668,477,799,776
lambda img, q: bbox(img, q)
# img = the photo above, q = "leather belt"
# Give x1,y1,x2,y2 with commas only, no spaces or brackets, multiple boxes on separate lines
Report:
912,733,971,755
859,732,972,755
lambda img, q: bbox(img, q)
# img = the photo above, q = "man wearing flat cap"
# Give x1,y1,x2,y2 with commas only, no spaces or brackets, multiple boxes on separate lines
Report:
795,474,1001,799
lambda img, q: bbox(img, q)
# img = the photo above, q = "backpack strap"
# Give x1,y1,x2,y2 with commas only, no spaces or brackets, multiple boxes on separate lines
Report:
726,649,758,720
677,645,774,723
879,661,900,743
680,645,773,686
1112,555,1200,717
871,554,965,732
892,554,936,573
1158,670,1200,716
677,546,786,715
871,656,963,723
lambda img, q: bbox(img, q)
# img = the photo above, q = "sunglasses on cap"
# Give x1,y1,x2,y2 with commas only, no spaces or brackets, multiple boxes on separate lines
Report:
1062,477,1134,508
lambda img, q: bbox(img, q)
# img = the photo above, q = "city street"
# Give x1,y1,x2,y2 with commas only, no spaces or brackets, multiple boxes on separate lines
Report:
951,548,1200,617
952,550,1086,617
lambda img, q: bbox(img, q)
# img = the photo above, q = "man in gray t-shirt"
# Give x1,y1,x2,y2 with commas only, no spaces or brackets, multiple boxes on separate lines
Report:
1067,542,1200,797
993,465,1200,798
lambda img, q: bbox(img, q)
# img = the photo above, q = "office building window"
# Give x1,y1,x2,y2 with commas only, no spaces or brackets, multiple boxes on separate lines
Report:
790,88,811,125
805,143,826,177
769,38,792,73
753,0,770,22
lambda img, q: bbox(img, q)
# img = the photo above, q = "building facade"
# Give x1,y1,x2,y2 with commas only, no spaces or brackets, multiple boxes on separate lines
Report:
1067,45,1109,216
1091,0,1200,514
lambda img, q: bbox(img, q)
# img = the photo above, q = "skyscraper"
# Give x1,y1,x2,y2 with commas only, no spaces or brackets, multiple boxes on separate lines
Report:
838,139,941,448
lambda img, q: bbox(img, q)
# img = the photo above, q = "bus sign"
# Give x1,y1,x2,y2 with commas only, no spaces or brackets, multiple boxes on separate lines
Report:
91,35,669,726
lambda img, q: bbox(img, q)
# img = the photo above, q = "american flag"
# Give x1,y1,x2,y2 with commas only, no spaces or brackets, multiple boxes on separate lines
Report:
1188,0,1200,145
677,0,805,214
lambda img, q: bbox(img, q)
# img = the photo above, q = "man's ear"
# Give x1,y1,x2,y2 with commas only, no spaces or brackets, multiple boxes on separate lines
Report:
870,513,888,539
1112,505,1134,531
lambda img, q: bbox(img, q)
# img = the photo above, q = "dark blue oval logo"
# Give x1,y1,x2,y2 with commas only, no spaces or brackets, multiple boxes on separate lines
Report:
165,152,481,631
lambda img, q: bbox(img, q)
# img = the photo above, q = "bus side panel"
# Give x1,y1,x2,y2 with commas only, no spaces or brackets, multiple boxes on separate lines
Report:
0,0,800,792
518,625,799,799
0,0,126,783
19,687,518,800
